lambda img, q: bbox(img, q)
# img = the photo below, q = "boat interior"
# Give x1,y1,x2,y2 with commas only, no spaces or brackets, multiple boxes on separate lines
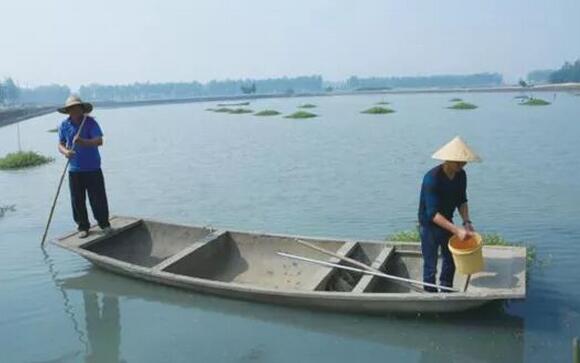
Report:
57,216,525,294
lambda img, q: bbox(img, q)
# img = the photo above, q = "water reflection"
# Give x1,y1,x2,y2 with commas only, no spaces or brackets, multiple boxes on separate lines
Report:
62,268,525,363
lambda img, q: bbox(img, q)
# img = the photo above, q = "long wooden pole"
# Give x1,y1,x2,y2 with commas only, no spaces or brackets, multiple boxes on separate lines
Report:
277,251,459,293
41,116,87,247
295,239,424,293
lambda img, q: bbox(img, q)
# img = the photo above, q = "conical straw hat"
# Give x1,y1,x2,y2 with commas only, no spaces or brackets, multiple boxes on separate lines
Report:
432,136,482,162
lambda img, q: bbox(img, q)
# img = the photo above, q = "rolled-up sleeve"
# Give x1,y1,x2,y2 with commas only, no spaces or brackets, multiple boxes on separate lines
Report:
423,175,440,222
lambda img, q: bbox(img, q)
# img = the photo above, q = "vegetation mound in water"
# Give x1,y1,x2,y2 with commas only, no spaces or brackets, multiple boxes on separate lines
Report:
361,106,395,114
449,98,463,102
520,97,551,106
284,111,317,119
47,127,58,133
0,151,54,170
298,104,317,109
227,108,254,114
386,229,537,267
448,101,478,110
375,101,390,105
0,204,16,218
254,110,281,116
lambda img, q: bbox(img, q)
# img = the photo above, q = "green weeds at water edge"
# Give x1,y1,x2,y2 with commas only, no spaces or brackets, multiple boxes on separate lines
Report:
254,110,281,116
361,106,395,114
284,111,317,119
0,151,54,170
448,101,478,110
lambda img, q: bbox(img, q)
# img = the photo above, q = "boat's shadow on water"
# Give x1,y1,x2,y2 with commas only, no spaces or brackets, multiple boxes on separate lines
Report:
60,266,526,363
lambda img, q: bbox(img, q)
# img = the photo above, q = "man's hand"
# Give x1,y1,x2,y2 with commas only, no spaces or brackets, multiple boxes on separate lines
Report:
455,227,475,241
64,149,76,159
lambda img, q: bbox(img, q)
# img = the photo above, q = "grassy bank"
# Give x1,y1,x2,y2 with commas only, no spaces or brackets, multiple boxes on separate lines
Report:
361,106,395,114
0,151,54,170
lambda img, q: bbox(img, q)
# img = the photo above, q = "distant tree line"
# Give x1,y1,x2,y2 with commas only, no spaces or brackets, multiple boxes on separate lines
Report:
0,78,70,106
345,73,503,89
526,69,554,84
549,59,580,83
79,76,323,102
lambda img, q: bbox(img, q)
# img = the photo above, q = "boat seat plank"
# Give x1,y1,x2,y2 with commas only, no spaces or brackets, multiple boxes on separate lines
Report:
305,241,359,291
152,230,227,271
352,245,395,293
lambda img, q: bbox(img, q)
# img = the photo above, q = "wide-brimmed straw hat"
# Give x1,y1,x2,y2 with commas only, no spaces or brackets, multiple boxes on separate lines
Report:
58,95,93,114
432,136,482,162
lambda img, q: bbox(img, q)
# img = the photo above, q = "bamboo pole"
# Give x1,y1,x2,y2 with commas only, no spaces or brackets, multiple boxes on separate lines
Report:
573,337,579,363
277,251,459,292
295,239,424,293
41,116,87,247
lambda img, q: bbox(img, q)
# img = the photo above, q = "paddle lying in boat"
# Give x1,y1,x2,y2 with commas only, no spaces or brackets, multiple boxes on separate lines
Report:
53,216,527,314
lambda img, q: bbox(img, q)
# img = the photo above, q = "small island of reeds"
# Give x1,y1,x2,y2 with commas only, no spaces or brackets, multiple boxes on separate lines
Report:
449,98,463,102
0,151,54,170
298,104,317,109
519,97,550,106
227,108,254,114
284,111,317,119
47,127,58,133
448,101,478,110
361,106,395,114
375,101,390,105
254,110,281,116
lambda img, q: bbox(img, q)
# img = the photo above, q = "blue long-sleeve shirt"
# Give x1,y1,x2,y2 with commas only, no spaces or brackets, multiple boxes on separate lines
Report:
418,165,467,227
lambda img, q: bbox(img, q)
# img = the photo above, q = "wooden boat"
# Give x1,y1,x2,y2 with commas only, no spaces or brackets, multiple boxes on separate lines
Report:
54,216,526,314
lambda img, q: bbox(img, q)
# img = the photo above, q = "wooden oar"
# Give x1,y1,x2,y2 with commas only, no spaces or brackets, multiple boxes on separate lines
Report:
295,239,424,293
41,116,87,247
278,251,459,293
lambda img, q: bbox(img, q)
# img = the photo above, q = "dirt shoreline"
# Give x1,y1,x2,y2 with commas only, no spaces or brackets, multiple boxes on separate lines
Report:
1,83,578,128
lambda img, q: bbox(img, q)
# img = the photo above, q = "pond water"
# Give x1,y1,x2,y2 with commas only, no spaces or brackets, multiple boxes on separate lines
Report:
1,92,578,362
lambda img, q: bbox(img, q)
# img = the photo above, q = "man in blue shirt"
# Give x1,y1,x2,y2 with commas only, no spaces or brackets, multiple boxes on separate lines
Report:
57,95,110,238
418,136,481,292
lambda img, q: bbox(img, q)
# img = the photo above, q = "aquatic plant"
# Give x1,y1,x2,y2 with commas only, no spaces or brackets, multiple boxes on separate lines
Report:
361,106,395,114
213,107,234,113
298,104,317,109
228,108,254,114
449,98,463,102
519,97,550,106
284,111,317,119
47,127,58,133
0,151,54,170
448,101,478,110
0,204,16,218
386,229,537,266
254,110,281,116
376,101,390,105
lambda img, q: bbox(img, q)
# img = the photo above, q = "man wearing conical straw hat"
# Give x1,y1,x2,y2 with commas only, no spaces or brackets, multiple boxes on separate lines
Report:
418,136,481,292
57,95,111,238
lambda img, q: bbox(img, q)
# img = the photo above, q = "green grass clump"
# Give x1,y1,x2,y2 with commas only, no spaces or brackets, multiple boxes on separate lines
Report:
449,98,463,102
254,110,281,116
284,111,317,119
47,127,58,133
298,103,317,109
376,101,390,105
386,229,537,266
519,97,550,106
0,151,54,170
361,106,395,114
228,108,254,114
448,101,478,110
213,107,234,113
0,205,16,218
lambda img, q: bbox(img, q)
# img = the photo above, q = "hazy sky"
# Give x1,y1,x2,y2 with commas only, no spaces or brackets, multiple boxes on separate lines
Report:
2,0,579,90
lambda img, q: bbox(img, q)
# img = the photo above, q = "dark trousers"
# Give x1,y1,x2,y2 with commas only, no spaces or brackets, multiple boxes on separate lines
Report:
69,169,110,231
419,224,455,292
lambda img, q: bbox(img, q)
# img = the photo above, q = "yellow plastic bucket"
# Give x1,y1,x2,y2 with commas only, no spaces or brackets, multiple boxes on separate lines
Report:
448,233,484,275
